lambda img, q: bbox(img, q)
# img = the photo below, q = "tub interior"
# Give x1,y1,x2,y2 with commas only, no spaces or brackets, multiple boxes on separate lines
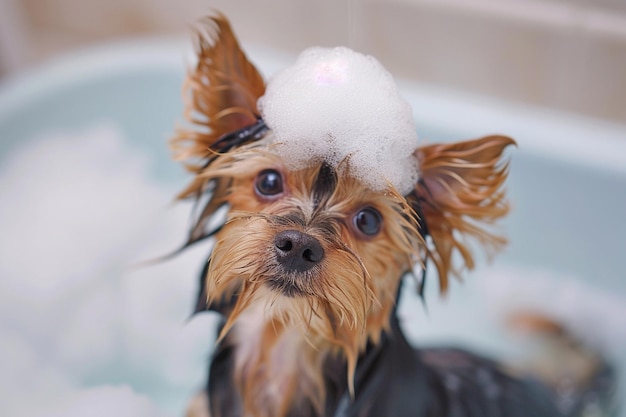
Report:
0,40,624,415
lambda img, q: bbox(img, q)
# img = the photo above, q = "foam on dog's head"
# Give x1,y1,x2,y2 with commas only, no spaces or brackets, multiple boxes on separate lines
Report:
258,47,419,194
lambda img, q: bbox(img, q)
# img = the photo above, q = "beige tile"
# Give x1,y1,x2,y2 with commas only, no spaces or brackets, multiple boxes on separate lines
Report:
359,3,556,102
358,0,626,123
6,0,626,124
556,34,626,122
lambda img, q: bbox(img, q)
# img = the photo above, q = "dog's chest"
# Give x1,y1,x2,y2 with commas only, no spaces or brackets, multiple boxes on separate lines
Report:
231,302,327,416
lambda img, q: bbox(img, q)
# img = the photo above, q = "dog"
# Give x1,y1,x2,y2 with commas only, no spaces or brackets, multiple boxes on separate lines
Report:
171,14,616,417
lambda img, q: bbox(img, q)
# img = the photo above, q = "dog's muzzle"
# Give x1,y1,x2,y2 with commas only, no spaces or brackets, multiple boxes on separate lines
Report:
274,230,324,272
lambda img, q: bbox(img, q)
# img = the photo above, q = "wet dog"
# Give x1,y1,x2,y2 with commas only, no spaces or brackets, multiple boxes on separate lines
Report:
172,14,615,417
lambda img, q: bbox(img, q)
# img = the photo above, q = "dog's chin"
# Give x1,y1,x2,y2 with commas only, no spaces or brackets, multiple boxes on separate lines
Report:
265,276,311,298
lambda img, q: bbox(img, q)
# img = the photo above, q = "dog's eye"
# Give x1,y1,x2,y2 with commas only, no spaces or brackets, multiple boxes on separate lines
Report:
353,207,382,236
255,169,284,197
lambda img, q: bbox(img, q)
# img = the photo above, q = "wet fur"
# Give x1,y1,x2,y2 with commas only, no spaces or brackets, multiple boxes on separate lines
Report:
174,14,614,417
190,148,421,415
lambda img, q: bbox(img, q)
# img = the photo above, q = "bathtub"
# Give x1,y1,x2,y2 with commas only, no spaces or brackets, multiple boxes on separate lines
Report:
1,39,624,415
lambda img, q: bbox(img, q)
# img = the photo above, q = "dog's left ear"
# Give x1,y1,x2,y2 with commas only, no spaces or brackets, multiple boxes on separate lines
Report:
410,136,516,293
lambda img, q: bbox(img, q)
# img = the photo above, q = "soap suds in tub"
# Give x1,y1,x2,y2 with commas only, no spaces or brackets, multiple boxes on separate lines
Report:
0,126,214,416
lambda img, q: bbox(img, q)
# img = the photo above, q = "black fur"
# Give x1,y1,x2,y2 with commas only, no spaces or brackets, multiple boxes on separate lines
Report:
204,118,268,167
202,310,617,417
312,163,338,211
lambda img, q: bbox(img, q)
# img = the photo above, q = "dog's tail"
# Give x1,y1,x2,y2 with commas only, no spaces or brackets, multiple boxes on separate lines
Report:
507,312,618,417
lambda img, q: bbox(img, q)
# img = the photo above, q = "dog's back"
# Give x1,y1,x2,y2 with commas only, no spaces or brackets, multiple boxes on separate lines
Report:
341,315,616,417
418,347,615,417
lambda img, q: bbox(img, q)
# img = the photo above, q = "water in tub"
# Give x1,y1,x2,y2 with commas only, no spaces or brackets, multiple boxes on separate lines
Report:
1,50,624,417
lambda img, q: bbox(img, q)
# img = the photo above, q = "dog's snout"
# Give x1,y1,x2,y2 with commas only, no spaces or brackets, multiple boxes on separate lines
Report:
274,230,324,272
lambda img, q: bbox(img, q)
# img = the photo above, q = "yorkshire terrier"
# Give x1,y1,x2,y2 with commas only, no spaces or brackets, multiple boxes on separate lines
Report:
171,14,615,417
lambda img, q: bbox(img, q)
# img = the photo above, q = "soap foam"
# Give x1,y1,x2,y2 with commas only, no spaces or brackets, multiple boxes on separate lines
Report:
0,125,215,416
258,47,419,194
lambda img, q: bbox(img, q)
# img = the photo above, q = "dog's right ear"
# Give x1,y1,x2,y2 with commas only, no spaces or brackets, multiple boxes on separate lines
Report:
172,13,266,198
168,14,267,258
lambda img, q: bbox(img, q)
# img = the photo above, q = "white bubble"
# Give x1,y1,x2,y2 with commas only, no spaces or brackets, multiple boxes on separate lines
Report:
0,125,215,416
258,47,419,194
43,385,171,417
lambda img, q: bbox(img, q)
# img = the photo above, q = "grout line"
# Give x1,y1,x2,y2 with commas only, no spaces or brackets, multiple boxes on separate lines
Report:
393,0,626,39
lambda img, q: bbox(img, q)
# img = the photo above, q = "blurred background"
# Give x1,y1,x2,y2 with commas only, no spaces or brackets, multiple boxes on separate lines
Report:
1,1,625,416
1,0,626,123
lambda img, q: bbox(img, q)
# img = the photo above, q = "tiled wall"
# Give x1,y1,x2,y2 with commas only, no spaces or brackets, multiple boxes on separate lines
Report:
1,0,625,124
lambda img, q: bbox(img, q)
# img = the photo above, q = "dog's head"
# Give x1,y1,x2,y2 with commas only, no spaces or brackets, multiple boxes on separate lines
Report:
172,14,514,382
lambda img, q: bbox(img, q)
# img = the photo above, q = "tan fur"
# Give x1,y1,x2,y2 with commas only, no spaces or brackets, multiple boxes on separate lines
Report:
197,144,423,415
173,14,515,417
414,136,515,293
506,312,601,392
186,391,211,417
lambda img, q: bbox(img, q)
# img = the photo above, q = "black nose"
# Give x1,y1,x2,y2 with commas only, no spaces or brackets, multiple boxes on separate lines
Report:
274,230,324,272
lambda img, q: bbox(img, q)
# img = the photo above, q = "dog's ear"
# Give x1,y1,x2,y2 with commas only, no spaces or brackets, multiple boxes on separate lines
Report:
412,136,516,293
172,13,266,194
169,14,267,253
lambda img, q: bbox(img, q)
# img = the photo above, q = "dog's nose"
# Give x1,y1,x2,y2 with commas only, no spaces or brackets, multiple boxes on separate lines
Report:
274,230,324,272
